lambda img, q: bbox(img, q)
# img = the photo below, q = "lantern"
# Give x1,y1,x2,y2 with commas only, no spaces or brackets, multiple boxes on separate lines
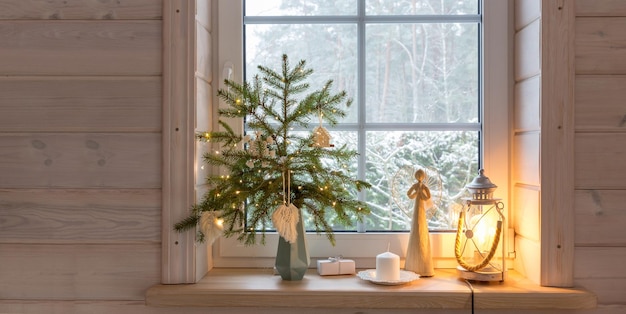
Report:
454,169,505,281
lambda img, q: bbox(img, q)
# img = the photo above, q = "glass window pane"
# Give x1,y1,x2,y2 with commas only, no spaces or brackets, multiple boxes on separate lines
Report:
364,131,478,231
365,23,478,123
366,0,479,15
245,24,358,123
301,131,359,231
245,0,357,16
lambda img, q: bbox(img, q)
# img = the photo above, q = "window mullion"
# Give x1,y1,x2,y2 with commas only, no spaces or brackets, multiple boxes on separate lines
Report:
356,0,367,232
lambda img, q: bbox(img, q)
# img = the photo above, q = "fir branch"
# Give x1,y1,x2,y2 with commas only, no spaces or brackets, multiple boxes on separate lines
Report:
175,54,371,246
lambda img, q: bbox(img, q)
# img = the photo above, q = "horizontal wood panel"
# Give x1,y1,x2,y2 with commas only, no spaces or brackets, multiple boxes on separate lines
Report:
0,20,161,75
575,190,626,246
0,0,162,20
575,133,626,189
575,75,626,132
514,76,541,132
513,132,540,186
515,0,541,31
515,19,541,82
514,185,540,242
196,0,211,32
0,77,161,132
0,243,160,300
514,236,541,285
0,133,161,188
0,189,160,243
576,17,626,74
575,247,626,304
195,22,212,83
196,77,211,131
576,0,626,17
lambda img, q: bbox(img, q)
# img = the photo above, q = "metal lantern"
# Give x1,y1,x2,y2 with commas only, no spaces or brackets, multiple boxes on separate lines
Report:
454,169,506,281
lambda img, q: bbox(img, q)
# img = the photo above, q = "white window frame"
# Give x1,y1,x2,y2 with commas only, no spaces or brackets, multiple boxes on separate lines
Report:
209,0,511,269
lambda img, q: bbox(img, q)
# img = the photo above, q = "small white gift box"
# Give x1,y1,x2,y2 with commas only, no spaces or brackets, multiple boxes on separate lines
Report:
316,257,356,276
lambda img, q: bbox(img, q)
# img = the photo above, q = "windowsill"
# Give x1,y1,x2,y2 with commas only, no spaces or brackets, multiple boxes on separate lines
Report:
146,268,596,310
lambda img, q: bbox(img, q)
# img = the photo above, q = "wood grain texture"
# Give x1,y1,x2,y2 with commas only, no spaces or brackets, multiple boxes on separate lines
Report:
161,0,198,284
0,243,160,300
0,77,161,132
575,190,626,246
146,268,595,310
0,20,161,75
0,189,160,243
1,300,615,314
514,184,540,242
195,19,212,83
575,75,626,132
196,0,211,32
514,19,541,82
513,132,540,186
515,0,541,31
515,235,541,285
575,133,626,189
0,0,162,20
575,247,626,304
576,0,626,17
576,17,626,74
196,77,212,131
0,133,161,188
514,75,541,132
540,0,576,287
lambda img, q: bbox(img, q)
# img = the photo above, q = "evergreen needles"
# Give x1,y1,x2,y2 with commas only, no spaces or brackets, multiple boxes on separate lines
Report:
174,54,370,246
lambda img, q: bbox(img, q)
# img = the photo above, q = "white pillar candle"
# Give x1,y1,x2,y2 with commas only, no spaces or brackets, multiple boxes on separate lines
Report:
376,251,400,281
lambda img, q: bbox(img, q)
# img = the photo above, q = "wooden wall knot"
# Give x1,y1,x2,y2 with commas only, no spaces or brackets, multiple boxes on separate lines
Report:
619,114,626,127
590,190,604,216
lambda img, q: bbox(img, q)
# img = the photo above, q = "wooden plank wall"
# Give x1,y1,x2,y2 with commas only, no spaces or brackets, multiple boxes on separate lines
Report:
513,0,542,285
0,0,165,312
573,0,626,306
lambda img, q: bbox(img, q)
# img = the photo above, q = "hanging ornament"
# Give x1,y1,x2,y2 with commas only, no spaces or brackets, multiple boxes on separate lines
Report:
199,211,224,245
312,112,333,147
272,170,300,243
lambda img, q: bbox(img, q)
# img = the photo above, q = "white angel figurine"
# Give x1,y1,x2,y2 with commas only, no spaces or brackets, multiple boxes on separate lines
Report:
404,169,435,277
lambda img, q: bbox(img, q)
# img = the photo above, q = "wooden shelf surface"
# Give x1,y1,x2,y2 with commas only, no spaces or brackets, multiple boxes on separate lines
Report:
146,268,596,310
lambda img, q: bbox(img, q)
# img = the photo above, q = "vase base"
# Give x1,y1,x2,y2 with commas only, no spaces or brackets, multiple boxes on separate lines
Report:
274,266,307,281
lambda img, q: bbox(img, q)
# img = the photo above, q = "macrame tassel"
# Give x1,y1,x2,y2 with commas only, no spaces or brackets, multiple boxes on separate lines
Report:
272,169,300,243
272,203,300,243
199,211,224,245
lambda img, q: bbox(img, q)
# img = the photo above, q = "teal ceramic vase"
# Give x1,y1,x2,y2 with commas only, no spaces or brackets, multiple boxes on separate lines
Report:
274,209,310,280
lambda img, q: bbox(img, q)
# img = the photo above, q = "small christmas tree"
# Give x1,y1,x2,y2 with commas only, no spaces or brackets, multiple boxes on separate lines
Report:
175,54,370,246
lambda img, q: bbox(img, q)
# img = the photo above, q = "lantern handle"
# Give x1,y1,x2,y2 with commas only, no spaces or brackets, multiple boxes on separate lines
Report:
454,210,503,272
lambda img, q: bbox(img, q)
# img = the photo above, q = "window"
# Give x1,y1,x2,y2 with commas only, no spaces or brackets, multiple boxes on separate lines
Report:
245,0,479,232
213,0,509,268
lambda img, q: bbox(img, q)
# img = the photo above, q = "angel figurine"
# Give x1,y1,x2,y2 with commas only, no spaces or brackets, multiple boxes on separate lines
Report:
404,169,435,277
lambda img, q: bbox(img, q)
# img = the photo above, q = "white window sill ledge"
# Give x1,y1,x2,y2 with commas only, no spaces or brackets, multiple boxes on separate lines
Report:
146,268,596,310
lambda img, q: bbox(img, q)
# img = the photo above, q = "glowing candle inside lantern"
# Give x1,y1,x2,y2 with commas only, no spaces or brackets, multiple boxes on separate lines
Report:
376,251,400,281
